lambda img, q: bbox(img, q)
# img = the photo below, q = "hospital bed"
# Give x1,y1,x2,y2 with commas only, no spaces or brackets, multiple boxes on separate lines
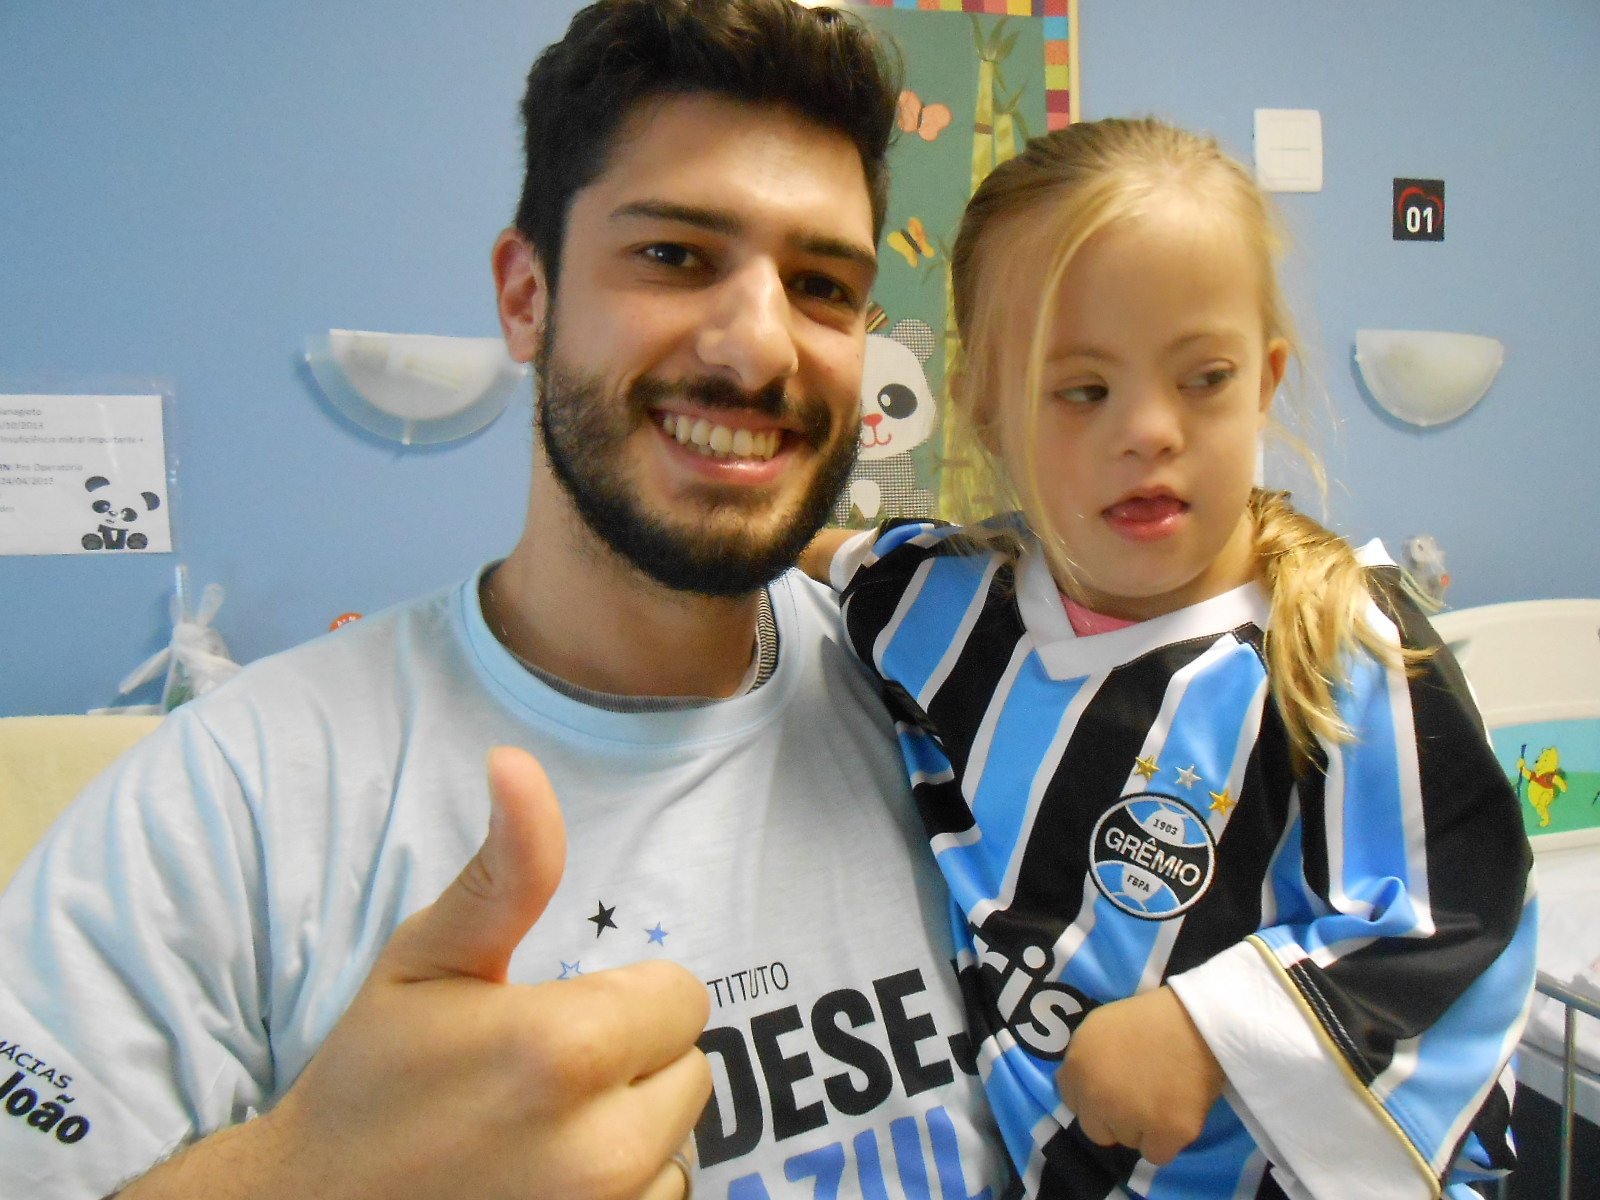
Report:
1432,600,1600,1198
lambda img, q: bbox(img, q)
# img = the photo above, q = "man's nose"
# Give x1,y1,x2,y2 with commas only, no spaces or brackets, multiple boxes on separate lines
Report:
696,261,799,393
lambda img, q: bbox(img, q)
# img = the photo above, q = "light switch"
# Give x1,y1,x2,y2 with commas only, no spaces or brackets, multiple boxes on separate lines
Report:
1254,109,1322,193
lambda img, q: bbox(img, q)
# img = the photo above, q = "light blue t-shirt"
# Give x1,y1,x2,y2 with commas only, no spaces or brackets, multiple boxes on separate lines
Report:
0,567,1010,1199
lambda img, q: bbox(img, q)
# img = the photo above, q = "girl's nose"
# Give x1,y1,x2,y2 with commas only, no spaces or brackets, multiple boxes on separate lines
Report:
1114,385,1183,459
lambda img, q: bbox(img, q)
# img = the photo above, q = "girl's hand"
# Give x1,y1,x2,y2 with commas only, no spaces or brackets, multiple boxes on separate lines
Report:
1056,986,1225,1165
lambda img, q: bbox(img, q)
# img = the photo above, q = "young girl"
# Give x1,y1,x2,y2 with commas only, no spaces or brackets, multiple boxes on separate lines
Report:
805,118,1536,1199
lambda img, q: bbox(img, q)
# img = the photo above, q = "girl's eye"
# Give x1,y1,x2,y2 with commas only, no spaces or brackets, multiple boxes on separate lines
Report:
1053,383,1108,406
1183,365,1236,391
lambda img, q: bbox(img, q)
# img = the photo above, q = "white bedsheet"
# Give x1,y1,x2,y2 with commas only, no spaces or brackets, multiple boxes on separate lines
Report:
1524,845,1600,1080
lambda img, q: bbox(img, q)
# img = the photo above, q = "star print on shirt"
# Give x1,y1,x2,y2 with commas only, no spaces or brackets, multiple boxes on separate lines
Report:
1175,765,1201,789
559,961,583,979
1209,788,1236,815
1134,755,1160,782
646,923,669,946
588,901,618,938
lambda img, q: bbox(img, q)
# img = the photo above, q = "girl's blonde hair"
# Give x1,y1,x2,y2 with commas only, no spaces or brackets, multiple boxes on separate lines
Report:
945,117,1405,769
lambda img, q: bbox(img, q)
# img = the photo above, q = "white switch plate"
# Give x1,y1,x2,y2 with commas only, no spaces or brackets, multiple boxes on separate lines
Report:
1254,108,1322,192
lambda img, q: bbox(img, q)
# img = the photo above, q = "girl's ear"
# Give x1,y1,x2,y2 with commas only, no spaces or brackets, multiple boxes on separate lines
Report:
953,370,1003,456
1259,337,1290,418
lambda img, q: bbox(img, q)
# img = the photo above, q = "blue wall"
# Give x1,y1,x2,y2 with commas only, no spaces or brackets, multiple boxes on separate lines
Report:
2,1,1596,716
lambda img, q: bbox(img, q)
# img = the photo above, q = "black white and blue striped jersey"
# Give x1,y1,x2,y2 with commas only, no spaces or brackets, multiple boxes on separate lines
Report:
835,519,1537,1200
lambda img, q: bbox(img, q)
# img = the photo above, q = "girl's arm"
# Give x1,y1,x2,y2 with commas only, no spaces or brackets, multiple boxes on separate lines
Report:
798,528,857,586
1056,986,1224,1166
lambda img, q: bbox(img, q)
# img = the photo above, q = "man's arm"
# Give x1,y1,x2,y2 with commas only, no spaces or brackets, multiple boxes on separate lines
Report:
116,748,710,1200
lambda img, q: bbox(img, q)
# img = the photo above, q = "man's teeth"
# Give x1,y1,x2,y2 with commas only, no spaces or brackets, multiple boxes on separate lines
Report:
660,413,781,461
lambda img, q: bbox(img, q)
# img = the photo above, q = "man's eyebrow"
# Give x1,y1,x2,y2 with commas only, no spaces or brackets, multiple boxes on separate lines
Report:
611,200,877,274
794,233,878,276
612,200,741,236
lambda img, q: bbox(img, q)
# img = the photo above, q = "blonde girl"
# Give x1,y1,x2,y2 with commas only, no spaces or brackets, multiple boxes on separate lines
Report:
805,118,1534,1200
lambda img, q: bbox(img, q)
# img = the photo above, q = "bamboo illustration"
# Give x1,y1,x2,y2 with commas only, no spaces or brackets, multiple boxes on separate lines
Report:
971,52,996,196
940,17,1025,517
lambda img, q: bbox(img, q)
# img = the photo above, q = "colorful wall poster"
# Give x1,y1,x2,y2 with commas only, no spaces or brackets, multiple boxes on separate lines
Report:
835,0,1076,526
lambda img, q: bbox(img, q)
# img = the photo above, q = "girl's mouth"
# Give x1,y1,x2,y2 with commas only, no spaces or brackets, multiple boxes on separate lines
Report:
1103,493,1188,541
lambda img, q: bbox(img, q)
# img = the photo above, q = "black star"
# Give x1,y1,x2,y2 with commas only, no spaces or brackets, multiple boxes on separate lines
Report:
588,900,618,938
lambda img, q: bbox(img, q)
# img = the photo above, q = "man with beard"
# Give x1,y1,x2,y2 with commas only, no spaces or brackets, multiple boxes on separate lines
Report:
0,3,1010,1199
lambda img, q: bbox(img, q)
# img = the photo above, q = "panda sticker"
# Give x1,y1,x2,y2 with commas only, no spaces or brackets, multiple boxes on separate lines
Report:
833,317,941,526
81,475,162,550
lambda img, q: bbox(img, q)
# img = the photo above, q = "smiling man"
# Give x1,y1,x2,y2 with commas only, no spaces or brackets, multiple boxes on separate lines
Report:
484,91,876,694
0,3,1010,1199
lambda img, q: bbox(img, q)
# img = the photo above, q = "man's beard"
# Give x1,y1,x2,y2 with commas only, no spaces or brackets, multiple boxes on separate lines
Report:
535,330,858,598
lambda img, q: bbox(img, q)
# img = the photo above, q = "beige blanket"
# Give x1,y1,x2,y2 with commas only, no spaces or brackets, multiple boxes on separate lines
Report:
0,714,162,892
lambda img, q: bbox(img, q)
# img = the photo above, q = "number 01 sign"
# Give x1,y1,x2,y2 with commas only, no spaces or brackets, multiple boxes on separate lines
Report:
1394,178,1445,241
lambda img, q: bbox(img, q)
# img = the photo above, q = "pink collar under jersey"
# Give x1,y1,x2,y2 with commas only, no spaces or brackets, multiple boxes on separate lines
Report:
1061,593,1140,637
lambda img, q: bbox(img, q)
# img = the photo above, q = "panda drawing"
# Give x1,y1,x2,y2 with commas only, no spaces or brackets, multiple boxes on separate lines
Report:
832,317,940,526
81,474,161,550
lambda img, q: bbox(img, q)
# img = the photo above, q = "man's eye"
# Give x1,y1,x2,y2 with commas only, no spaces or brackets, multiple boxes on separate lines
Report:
1053,384,1107,406
641,244,697,269
794,274,852,307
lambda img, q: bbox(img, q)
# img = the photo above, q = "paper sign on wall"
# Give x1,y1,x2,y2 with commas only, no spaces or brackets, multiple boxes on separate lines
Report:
0,394,172,556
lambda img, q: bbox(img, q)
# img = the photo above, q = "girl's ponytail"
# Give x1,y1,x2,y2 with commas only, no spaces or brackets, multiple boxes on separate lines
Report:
1251,488,1425,770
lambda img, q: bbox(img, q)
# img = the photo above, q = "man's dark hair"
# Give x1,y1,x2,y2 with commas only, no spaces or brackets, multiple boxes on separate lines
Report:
514,0,901,287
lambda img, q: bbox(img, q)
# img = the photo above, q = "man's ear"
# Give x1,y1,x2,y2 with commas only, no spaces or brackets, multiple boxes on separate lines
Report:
493,228,549,365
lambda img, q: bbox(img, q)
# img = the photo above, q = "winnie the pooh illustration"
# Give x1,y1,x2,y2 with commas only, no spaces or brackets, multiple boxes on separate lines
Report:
1517,746,1569,827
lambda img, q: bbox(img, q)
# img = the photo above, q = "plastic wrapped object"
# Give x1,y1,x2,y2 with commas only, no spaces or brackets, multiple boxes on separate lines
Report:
118,565,242,711
1400,533,1451,608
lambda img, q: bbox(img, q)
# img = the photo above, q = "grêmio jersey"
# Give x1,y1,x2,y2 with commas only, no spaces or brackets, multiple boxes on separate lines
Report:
0,566,1011,1200
833,519,1537,1200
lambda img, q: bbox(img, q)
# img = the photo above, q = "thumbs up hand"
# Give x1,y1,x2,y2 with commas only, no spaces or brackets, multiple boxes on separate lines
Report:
120,747,712,1200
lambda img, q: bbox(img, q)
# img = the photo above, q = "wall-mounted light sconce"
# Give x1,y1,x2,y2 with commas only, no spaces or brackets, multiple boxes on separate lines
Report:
305,330,528,446
1354,329,1505,428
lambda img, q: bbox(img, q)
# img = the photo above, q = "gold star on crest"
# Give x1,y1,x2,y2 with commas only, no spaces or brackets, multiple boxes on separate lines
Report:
1133,756,1160,782
1209,788,1236,815
1175,765,1201,789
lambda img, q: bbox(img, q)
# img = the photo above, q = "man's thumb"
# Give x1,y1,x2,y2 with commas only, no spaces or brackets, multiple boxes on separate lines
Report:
382,746,568,984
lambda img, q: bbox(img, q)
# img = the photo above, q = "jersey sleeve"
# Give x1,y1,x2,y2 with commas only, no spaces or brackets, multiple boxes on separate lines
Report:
0,709,272,1198
1169,576,1536,1199
836,519,965,664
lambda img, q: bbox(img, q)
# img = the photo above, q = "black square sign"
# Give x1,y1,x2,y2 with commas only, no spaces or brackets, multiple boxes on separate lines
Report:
1394,178,1445,241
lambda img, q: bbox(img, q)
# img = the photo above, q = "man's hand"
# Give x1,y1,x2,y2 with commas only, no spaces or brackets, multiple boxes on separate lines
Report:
121,747,712,1200
1056,986,1224,1166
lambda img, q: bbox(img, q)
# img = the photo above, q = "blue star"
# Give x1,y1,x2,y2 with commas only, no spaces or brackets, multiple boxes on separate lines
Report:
558,961,582,979
646,923,669,946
